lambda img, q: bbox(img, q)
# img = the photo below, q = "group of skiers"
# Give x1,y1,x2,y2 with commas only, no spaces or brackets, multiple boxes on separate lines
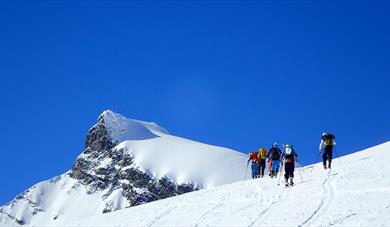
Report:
247,132,336,187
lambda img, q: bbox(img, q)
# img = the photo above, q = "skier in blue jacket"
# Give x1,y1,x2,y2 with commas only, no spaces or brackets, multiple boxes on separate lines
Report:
268,143,282,178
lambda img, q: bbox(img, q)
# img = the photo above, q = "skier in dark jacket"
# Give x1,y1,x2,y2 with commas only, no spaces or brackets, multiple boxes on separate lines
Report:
319,132,336,169
268,143,282,178
257,147,268,177
282,144,298,186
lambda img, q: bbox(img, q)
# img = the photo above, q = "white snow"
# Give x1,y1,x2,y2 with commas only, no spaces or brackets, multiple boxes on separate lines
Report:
1,110,389,226
68,141,390,227
115,134,247,187
103,110,248,187
0,174,109,226
0,111,249,226
101,110,169,143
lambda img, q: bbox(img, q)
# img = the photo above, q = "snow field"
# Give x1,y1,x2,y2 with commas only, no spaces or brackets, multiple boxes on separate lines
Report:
71,142,390,226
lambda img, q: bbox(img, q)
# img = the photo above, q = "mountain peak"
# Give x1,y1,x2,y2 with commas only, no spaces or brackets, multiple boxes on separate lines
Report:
0,111,247,226
97,110,169,143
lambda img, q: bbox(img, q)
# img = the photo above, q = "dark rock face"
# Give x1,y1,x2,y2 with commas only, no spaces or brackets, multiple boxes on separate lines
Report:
70,119,198,213
84,117,115,152
0,114,198,226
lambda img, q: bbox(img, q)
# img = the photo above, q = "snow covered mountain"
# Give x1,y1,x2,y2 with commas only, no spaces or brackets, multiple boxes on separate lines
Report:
2,110,389,227
0,110,248,226
64,141,390,227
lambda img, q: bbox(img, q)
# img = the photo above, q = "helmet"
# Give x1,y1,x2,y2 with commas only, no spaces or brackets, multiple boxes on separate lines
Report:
285,144,292,148
273,143,278,148
322,132,327,137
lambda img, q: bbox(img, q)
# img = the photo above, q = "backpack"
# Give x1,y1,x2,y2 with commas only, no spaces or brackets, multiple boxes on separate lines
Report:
271,148,280,160
249,152,258,163
285,152,295,163
323,133,335,148
285,147,292,155
258,148,267,160
284,146,295,163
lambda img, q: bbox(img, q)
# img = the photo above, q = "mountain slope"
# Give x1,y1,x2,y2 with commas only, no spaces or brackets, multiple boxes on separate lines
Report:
68,141,390,226
0,110,248,226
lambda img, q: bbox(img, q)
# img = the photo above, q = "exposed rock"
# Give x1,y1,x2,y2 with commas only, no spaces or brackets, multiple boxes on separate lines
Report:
1,112,198,226
70,117,198,212
84,117,115,152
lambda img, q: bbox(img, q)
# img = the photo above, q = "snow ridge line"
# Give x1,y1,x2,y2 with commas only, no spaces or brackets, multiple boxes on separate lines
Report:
298,170,336,227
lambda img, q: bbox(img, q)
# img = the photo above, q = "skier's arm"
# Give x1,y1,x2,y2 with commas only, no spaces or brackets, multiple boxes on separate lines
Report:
319,140,324,153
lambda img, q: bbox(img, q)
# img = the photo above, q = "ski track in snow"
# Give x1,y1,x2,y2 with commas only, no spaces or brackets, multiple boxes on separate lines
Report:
193,190,231,227
145,205,177,227
248,178,288,227
330,212,357,226
299,170,336,227
4,140,390,227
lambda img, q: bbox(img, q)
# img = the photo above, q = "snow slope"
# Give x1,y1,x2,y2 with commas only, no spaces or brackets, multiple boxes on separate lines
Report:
100,110,247,187
69,141,390,226
0,110,249,226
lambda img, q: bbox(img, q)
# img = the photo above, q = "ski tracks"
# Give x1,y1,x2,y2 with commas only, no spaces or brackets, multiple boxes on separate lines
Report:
248,180,287,227
298,170,336,227
145,205,177,227
193,189,231,227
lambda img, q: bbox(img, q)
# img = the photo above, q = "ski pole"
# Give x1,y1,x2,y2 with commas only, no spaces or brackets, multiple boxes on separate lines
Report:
244,162,249,180
311,151,322,173
333,147,342,167
277,159,284,186
296,162,304,183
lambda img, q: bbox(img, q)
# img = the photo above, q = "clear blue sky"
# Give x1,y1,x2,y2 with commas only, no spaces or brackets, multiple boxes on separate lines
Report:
1,1,389,205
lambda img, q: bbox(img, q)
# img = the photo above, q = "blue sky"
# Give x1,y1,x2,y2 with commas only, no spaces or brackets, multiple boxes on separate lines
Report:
1,1,389,205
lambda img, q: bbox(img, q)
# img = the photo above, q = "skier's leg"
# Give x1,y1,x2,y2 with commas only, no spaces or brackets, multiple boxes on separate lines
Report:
328,150,333,168
258,161,261,177
284,163,288,182
251,164,254,178
289,163,294,185
261,160,266,177
291,166,295,180
251,164,256,179
268,160,273,176
285,163,293,186
272,160,279,176
290,168,294,185
322,151,327,169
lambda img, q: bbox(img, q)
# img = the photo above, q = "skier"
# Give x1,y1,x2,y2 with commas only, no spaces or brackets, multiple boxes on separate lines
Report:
268,143,282,178
257,147,268,177
282,144,298,186
319,132,336,169
247,152,259,179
